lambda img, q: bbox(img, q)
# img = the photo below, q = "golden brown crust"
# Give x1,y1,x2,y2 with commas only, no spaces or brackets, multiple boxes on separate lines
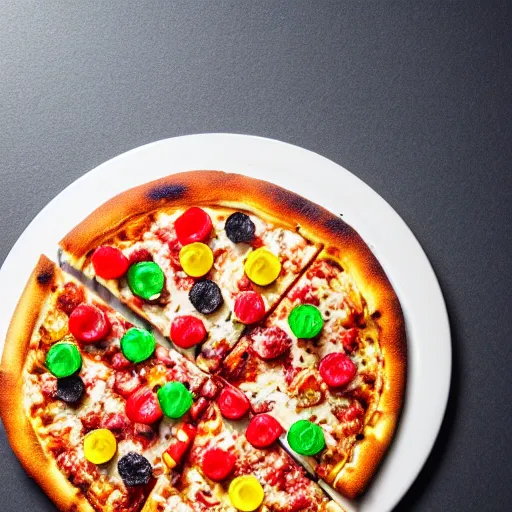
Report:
0,255,95,512
58,171,406,498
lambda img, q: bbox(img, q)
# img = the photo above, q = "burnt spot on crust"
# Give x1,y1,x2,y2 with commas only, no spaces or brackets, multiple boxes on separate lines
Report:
147,184,187,201
269,186,324,219
324,217,355,238
37,269,54,285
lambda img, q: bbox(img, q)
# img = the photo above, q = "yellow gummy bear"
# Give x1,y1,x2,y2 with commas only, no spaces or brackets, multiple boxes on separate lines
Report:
244,248,281,286
228,475,265,511
83,429,117,465
179,242,214,277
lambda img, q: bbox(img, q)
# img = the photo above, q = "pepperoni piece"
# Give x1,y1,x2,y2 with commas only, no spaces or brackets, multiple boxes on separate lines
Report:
91,246,129,279
318,352,357,388
245,414,283,448
250,326,292,360
170,315,207,348
174,207,213,245
202,447,237,482
218,387,250,420
125,387,163,425
234,292,266,325
68,304,111,343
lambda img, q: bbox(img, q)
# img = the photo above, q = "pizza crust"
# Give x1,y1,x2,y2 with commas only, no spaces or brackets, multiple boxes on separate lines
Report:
0,255,96,512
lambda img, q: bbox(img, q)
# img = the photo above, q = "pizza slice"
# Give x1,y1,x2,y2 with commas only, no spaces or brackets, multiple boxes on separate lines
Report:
220,254,406,498
59,172,320,372
0,256,221,512
142,402,343,511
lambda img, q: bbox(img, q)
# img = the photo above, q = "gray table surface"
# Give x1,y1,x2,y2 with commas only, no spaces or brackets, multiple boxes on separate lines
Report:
1,2,510,511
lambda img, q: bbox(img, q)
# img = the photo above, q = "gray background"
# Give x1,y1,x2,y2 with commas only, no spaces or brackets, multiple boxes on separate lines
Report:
1,1,510,511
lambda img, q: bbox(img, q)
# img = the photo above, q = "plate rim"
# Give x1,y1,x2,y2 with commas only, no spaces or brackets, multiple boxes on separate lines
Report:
0,133,451,512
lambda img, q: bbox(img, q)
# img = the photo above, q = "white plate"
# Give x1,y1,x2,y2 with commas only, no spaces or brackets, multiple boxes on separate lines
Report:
0,134,450,512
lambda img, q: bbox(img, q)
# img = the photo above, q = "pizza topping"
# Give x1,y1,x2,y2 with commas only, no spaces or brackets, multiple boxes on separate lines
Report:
228,475,264,511
291,371,325,408
68,303,111,343
288,284,320,307
250,326,292,360
174,207,213,245
199,379,220,399
56,282,85,315
217,386,250,420
245,413,283,448
334,401,365,436
236,274,254,292
202,447,237,481
111,352,132,370
189,280,223,314
340,328,359,353
102,412,131,434
163,423,197,469
118,452,152,486
91,246,130,279
244,248,281,286
234,291,266,324
128,248,153,265
114,370,142,398
157,381,193,418
189,396,209,421
132,423,157,449
45,342,82,378
318,352,357,388
126,387,163,425
288,304,323,339
179,242,214,277
83,428,117,464
287,420,325,456
127,261,165,300
170,315,207,348
55,375,85,404
225,212,256,243
120,327,156,363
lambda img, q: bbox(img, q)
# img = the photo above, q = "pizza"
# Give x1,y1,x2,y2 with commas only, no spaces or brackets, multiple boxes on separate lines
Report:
0,171,406,512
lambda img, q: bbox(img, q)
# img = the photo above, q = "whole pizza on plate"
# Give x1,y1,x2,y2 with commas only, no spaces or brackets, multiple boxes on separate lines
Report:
0,171,406,512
